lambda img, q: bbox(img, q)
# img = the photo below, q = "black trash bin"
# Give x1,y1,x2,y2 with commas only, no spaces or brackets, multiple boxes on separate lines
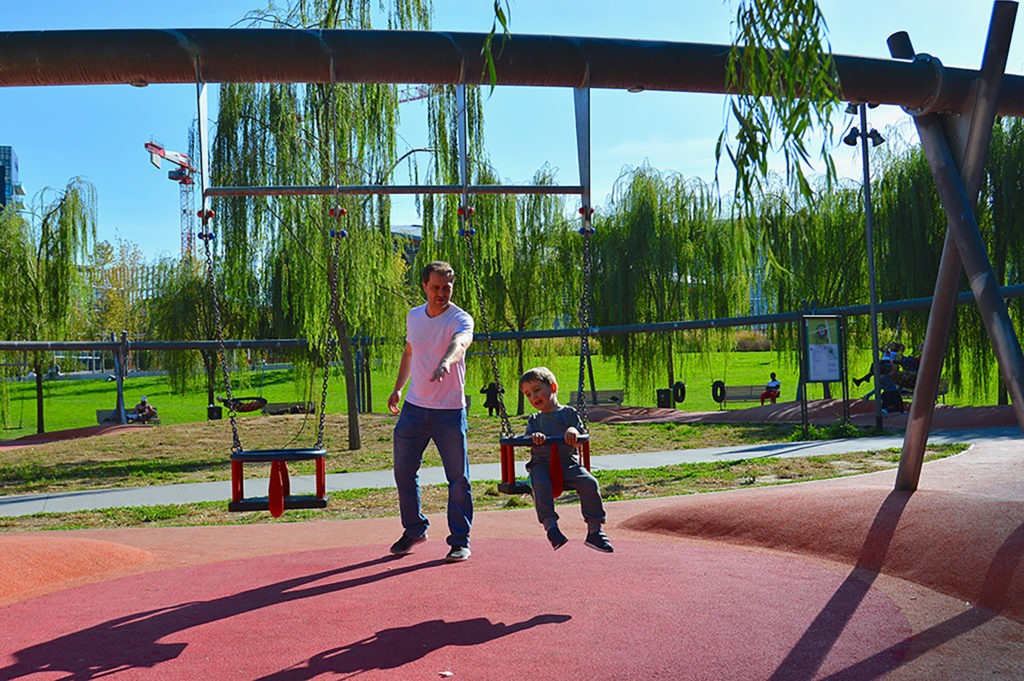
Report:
207,405,223,421
656,389,672,409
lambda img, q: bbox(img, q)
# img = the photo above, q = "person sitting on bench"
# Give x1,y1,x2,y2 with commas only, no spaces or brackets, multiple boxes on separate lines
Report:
853,342,904,386
131,396,158,424
760,372,781,405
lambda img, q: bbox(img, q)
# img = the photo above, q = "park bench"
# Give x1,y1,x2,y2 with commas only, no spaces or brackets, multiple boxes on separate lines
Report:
261,401,316,416
569,389,624,406
712,382,772,409
899,378,949,403
96,409,160,425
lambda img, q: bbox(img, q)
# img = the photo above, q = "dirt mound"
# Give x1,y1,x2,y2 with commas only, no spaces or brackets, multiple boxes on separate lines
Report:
0,536,153,604
589,399,1019,430
0,423,155,450
622,483,1024,622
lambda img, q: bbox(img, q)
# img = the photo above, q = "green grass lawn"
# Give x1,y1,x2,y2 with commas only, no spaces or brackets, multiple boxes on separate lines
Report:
0,348,996,438
0,405,966,531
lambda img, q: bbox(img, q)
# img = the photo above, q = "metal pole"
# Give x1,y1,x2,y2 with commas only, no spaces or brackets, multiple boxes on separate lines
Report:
1,27,1022,119
114,331,127,424
895,1,1020,490
915,115,1024,427
204,183,586,199
859,104,884,431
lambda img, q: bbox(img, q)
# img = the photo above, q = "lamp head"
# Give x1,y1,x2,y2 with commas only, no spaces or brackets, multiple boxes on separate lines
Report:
868,129,886,147
843,127,860,146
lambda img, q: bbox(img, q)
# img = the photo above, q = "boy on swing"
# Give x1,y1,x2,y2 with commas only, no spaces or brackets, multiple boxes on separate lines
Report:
519,367,614,553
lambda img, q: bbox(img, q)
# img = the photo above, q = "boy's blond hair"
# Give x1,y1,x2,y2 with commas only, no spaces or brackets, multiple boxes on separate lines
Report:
519,366,558,389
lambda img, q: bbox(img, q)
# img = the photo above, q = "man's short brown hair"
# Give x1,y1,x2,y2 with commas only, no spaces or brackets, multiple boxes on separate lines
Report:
421,261,455,285
519,366,558,388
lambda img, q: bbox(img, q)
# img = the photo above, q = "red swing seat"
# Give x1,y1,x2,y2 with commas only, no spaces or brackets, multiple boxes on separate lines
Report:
497,434,591,498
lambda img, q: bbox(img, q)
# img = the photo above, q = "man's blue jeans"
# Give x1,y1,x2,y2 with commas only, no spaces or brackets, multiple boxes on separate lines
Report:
393,402,473,548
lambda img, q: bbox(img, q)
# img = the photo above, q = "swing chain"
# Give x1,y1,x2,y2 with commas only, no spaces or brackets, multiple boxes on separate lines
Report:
460,210,514,438
575,224,595,432
200,227,243,454
317,230,344,449
314,70,343,450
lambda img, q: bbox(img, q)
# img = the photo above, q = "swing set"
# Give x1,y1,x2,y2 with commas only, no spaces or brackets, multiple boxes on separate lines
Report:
193,61,602,514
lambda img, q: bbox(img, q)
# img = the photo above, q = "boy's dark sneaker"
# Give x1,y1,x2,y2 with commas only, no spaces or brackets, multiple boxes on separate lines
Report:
389,533,427,555
585,531,614,553
445,545,471,563
547,526,569,551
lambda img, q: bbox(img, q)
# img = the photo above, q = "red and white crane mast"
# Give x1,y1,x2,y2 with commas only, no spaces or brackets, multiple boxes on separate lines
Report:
144,141,197,258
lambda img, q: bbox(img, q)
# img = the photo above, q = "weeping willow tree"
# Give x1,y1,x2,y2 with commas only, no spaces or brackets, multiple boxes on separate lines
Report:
752,176,864,396
592,166,750,398
973,116,1024,403
148,256,222,404
757,177,865,312
86,238,153,342
413,85,524,391
489,168,572,415
208,0,431,449
869,127,1006,401
0,179,95,433
868,136,944,378
721,0,840,210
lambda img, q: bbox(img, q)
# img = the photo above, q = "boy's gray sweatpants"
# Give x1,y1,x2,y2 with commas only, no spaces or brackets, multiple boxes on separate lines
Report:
527,452,605,528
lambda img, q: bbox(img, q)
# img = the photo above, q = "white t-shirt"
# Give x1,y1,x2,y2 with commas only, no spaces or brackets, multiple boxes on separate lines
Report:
404,302,474,410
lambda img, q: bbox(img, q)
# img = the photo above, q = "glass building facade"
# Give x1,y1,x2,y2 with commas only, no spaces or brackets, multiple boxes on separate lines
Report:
0,145,25,208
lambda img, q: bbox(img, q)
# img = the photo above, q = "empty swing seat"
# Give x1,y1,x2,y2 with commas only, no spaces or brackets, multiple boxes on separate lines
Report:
229,447,328,517
497,434,591,497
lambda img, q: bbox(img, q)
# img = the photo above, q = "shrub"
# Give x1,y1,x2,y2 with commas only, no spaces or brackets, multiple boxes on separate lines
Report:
735,330,771,351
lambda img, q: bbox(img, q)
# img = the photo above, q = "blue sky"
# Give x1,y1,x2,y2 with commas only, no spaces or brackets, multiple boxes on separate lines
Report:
3,1,1020,260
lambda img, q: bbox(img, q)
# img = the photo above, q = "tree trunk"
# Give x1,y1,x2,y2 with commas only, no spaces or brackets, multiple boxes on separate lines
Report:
203,352,217,407
33,359,44,434
335,320,362,451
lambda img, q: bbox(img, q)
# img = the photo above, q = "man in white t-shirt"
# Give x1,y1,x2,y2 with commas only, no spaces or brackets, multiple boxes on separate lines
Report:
387,261,475,563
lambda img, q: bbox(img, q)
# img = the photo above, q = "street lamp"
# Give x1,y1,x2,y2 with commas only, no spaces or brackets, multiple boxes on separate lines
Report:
844,102,886,430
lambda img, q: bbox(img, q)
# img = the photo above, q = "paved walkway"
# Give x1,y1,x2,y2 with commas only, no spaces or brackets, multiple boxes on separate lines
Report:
2,426,1018,517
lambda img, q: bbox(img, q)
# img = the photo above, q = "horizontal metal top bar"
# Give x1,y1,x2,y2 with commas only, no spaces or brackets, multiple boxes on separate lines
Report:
205,184,586,198
0,28,1021,116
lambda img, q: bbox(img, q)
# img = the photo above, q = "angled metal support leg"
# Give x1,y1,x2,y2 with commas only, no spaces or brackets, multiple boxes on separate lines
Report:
892,0,1023,490
915,115,1024,411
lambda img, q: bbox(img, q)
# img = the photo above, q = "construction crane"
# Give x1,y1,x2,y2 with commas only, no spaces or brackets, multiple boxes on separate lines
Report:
144,141,197,258
397,84,442,103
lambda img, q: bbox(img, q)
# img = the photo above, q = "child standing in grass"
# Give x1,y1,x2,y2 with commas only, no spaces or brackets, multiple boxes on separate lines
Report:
519,367,613,553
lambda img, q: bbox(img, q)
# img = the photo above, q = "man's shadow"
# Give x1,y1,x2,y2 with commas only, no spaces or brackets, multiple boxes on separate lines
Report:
768,490,913,681
0,554,442,680
820,518,1024,680
256,614,573,680
770,490,1024,680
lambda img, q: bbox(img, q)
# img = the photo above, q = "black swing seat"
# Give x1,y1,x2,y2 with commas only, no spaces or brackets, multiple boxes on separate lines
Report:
499,434,589,447
217,395,269,413
497,434,590,496
230,447,327,463
229,447,328,514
